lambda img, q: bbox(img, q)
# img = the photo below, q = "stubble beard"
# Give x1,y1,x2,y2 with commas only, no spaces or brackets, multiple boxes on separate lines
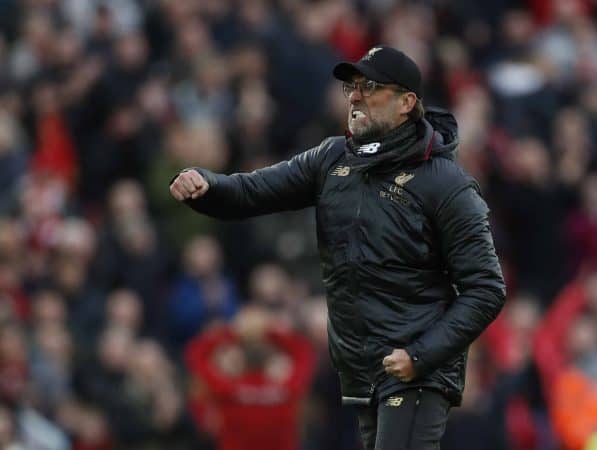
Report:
350,119,393,145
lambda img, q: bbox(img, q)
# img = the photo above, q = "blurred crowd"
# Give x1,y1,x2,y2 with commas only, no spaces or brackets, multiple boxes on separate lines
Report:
0,0,596,449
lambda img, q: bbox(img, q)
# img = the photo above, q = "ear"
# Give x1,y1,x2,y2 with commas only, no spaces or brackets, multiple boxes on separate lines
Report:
396,92,417,115
399,92,417,115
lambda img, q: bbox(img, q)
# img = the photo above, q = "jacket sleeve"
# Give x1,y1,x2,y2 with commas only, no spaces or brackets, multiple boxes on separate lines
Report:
405,185,506,378
173,140,330,220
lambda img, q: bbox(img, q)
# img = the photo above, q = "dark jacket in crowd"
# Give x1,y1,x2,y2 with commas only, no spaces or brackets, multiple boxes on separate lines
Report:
174,108,506,406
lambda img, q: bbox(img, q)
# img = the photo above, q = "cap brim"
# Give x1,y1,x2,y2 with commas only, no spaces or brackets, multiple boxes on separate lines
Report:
332,62,394,83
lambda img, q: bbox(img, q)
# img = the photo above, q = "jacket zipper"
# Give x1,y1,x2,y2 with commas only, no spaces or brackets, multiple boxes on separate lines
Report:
349,172,375,394
349,171,368,290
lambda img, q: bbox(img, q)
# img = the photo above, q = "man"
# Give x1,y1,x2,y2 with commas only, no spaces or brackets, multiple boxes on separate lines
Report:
170,45,506,450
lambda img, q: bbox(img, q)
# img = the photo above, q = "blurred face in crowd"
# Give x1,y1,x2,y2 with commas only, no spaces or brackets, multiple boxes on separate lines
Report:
127,339,169,383
54,27,82,68
0,324,27,404
52,258,86,295
93,5,113,39
20,174,68,221
32,290,66,327
189,120,229,171
54,218,96,264
138,77,170,123
117,216,156,255
23,11,54,54
248,264,290,308
183,235,222,278
194,56,230,93
346,75,416,141
232,306,283,373
176,18,210,58
108,179,146,221
301,297,328,349
0,324,26,365
508,295,540,335
512,138,550,184
0,113,18,155
236,80,273,140
34,324,72,367
0,219,23,262
98,327,134,372
114,31,148,71
106,289,143,333
31,81,60,116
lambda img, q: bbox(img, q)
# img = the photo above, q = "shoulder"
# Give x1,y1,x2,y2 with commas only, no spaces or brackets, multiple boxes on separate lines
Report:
295,136,346,172
320,136,347,168
314,136,346,160
419,156,473,186
412,157,480,215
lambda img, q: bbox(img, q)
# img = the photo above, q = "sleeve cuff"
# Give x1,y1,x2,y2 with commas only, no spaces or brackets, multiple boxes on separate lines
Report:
404,343,432,378
169,167,219,188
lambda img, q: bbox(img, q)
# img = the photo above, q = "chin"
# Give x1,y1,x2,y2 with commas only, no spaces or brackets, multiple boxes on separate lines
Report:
349,123,369,139
351,124,388,144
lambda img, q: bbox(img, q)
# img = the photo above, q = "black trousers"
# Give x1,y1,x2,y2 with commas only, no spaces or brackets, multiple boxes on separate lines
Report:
355,388,450,450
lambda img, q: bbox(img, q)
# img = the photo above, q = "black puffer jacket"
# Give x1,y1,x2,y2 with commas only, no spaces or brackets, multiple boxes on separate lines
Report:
176,108,506,406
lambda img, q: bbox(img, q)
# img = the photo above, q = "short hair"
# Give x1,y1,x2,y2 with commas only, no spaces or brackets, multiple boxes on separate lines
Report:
395,88,425,122
408,98,425,122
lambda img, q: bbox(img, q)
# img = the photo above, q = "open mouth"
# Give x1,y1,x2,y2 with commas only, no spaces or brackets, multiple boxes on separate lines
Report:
351,110,366,119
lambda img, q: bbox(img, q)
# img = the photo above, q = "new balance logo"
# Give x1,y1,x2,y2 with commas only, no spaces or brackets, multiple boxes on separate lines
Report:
331,166,351,176
385,396,404,407
357,142,381,155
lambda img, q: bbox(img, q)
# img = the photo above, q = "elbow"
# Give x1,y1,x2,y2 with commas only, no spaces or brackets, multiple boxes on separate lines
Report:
481,282,507,314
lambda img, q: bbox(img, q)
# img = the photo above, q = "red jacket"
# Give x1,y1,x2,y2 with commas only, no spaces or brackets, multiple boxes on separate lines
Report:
185,327,315,450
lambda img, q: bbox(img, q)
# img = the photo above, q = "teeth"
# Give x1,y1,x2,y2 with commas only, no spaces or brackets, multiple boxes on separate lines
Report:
352,111,365,119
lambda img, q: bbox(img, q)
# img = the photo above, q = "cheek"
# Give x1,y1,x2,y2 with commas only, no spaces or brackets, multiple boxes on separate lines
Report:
370,105,395,125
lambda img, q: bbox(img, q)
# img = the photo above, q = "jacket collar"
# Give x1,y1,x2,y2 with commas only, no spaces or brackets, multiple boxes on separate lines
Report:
345,119,435,172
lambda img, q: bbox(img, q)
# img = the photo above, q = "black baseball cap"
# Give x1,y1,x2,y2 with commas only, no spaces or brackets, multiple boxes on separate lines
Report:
333,45,422,98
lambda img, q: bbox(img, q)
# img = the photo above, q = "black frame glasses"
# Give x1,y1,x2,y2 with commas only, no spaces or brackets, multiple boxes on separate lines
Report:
342,80,408,98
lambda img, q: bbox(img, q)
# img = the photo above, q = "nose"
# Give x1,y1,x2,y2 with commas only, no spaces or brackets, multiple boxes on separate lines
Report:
349,88,363,104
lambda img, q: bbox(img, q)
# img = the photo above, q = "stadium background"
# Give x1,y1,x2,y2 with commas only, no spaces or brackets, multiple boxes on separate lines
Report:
0,0,596,449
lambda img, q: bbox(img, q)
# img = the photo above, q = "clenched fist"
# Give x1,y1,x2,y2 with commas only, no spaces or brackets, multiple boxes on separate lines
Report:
382,348,416,382
170,170,209,201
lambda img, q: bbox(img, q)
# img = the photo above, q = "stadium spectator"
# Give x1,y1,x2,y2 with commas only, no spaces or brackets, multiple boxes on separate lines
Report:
169,235,239,349
551,314,597,450
184,305,314,450
535,272,597,397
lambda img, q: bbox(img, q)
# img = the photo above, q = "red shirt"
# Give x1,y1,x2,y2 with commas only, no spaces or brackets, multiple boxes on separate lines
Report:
185,327,315,450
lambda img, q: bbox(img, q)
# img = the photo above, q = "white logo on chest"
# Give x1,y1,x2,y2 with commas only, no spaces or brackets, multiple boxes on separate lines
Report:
357,142,381,155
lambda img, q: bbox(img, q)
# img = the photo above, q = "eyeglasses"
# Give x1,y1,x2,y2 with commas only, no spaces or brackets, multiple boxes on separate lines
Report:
342,80,407,98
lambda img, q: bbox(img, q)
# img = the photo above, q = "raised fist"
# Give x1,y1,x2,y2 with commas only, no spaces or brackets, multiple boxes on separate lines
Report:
170,170,209,201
